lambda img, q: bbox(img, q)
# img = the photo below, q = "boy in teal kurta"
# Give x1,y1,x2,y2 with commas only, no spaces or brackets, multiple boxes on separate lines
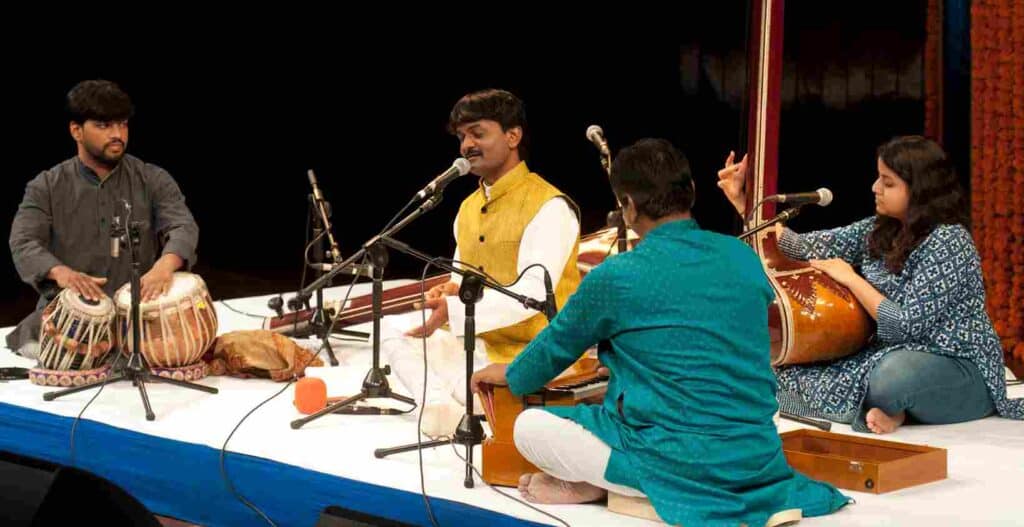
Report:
471,139,849,526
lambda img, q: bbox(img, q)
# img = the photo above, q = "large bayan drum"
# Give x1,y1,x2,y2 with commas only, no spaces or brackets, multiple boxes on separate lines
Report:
115,272,217,381
31,289,116,386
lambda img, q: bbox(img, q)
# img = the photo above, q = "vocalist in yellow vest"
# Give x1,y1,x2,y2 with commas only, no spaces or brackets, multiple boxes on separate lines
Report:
381,89,582,437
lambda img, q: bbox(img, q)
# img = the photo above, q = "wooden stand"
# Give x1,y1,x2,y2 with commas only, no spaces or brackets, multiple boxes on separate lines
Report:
607,492,802,526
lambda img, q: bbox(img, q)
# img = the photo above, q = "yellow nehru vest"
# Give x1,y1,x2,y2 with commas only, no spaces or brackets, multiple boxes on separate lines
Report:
455,161,581,363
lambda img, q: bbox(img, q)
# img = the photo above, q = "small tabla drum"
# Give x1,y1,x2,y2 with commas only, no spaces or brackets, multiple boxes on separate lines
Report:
31,289,116,387
114,272,217,381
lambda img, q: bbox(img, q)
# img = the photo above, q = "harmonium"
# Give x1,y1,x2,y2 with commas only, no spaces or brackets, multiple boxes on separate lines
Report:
479,357,608,486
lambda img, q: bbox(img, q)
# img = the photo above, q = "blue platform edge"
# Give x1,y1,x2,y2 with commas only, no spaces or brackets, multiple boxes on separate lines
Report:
0,402,547,527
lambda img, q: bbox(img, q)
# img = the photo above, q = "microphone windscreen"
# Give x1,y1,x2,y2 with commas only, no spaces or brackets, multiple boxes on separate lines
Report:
453,158,472,175
294,376,328,415
817,188,834,207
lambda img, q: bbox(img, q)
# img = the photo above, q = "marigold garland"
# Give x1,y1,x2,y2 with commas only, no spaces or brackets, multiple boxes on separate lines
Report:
970,0,1024,361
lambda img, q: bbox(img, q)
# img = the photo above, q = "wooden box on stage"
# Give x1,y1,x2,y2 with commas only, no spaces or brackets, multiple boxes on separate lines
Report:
780,429,947,494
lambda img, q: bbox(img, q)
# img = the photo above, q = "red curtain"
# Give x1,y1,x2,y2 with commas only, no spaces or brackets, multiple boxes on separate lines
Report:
924,0,942,141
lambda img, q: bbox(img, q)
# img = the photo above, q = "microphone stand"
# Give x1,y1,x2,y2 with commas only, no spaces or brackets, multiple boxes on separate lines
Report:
592,129,629,254
370,236,552,490
289,194,450,429
606,210,629,254
740,203,832,431
267,193,370,363
307,194,370,364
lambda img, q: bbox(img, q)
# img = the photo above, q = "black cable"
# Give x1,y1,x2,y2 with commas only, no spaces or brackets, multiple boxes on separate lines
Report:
68,353,118,469
604,236,616,259
217,212,554,525
303,230,328,268
69,199,137,469
440,257,572,527
381,196,419,233
439,259,571,527
443,258,552,303
219,267,364,527
281,198,319,338
411,257,556,527
744,196,773,227
417,258,443,527
218,383,287,527
448,443,572,527
218,300,265,318
218,191,431,523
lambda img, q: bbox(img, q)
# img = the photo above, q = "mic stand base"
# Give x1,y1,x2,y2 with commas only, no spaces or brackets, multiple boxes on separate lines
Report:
372,275,486,489
373,414,485,489
290,243,415,429
42,355,219,421
42,218,217,420
305,284,372,365
314,285,339,366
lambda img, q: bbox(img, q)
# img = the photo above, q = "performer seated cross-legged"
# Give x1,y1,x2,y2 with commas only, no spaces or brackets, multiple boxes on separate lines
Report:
8,79,199,359
380,89,582,437
716,135,1024,434
472,139,849,526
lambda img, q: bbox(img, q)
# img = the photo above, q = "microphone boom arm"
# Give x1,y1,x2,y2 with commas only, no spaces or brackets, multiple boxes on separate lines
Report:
738,206,802,240
377,236,552,319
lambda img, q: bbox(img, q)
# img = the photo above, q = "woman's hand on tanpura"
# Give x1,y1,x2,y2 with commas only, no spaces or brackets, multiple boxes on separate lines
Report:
808,258,860,287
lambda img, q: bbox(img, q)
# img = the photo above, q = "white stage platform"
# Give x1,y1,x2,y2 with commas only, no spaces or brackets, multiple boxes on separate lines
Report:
1,282,1021,526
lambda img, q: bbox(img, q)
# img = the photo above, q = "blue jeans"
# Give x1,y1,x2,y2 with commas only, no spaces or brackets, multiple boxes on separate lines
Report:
863,349,995,424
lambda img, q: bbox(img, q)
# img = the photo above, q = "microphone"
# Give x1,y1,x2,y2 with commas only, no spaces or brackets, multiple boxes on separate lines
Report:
606,209,623,228
765,188,833,207
307,169,342,262
586,125,611,157
110,200,134,258
414,158,472,201
267,295,284,317
307,169,324,202
542,269,557,321
110,215,122,258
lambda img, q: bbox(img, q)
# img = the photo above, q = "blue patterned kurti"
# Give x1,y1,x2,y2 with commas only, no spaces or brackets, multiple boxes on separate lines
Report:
506,219,849,527
776,217,1024,431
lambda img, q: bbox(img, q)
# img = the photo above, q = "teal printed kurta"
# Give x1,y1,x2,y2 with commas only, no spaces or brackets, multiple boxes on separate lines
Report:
506,219,849,527
775,217,1024,431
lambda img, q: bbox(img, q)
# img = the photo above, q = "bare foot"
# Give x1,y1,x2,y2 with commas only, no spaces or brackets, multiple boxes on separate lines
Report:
517,472,607,504
865,408,905,434
518,473,535,499
419,401,463,439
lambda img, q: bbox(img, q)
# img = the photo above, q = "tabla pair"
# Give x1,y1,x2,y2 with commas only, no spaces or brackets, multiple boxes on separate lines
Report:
29,272,217,387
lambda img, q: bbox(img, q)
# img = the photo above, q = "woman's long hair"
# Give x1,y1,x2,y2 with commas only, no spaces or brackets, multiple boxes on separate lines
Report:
868,136,968,274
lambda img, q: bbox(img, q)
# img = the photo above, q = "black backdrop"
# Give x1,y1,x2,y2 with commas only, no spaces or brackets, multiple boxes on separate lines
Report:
1,2,941,327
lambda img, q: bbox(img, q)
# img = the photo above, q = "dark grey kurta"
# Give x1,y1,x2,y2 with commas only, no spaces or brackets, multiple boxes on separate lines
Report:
7,154,198,351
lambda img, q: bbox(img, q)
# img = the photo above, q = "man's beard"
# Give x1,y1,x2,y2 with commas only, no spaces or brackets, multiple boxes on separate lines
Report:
85,141,125,167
